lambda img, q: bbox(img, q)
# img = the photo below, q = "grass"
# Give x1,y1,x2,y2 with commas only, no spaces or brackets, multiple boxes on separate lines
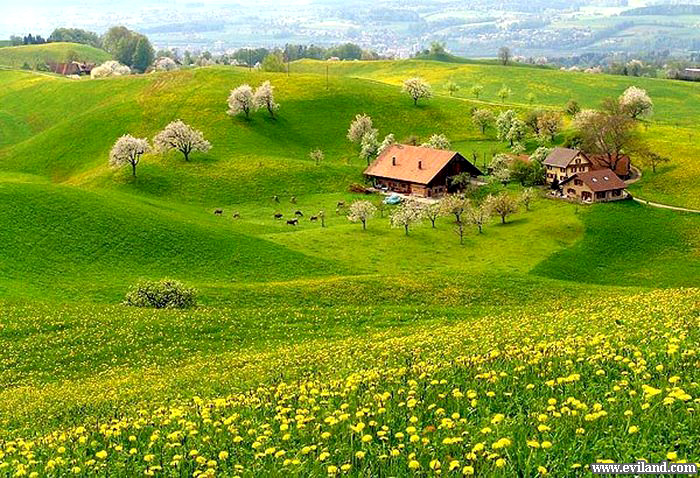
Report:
0,56,699,476
0,42,111,69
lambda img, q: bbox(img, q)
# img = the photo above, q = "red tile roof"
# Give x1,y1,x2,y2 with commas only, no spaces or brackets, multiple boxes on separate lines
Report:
364,144,459,185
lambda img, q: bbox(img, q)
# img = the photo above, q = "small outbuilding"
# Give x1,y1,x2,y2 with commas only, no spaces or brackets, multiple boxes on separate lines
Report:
363,144,482,198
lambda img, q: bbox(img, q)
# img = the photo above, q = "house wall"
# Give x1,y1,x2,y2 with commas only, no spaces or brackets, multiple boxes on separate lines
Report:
563,180,625,203
546,155,590,186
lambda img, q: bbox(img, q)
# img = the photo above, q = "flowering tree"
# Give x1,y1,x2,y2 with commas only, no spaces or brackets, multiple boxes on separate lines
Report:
619,86,653,120
439,194,470,224
521,187,536,211
466,201,492,234
422,133,451,150
537,112,562,142
309,148,324,166
472,109,494,134
227,84,254,119
153,57,178,71
471,84,484,99
109,135,150,177
253,81,280,118
359,130,380,165
485,192,518,224
153,120,211,161
347,114,375,144
423,202,443,228
91,60,131,78
498,86,512,103
347,200,377,230
377,133,395,156
490,154,512,184
445,80,459,96
506,119,527,147
390,201,424,235
402,77,433,106
496,110,517,143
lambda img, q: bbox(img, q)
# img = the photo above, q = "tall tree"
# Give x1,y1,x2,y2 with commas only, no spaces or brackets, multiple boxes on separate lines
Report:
498,46,511,65
347,114,375,144
390,201,424,235
619,86,653,120
132,36,155,73
347,200,377,230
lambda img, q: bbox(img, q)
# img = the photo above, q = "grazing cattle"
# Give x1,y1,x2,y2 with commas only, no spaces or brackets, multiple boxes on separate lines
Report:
310,216,318,221
214,209,223,215
290,196,297,204
274,213,283,219
286,219,298,226
337,201,345,208
294,210,304,217
232,212,240,219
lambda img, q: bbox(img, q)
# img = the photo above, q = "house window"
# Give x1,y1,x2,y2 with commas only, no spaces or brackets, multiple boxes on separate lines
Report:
612,189,622,197
574,179,583,186
567,188,575,195
595,191,606,199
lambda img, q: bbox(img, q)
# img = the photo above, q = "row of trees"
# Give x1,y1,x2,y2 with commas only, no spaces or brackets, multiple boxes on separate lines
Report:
227,81,280,119
346,190,530,243
109,121,211,176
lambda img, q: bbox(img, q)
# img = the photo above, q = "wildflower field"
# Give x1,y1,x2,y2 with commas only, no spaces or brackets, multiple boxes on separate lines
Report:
1,290,699,477
1,48,700,476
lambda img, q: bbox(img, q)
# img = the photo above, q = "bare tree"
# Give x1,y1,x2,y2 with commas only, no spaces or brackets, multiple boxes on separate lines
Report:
109,135,150,177
637,150,669,173
153,120,211,161
498,46,511,65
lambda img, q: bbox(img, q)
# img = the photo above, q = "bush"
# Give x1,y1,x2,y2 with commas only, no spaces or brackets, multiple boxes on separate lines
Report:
123,279,197,309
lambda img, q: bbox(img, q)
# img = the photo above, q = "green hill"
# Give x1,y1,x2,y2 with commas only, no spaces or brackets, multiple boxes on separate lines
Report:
0,62,699,475
0,42,111,69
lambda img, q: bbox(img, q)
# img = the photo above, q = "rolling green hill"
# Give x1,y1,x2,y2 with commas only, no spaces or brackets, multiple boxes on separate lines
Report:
0,42,111,69
0,61,699,476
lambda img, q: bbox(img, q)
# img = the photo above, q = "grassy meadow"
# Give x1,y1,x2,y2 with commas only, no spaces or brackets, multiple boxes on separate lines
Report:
0,44,699,476
0,43,111,69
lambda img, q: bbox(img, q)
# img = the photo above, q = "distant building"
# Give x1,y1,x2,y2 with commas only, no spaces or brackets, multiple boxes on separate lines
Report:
680,68,700,80
364,144,482,198
560,169,627,203
48,62,95,76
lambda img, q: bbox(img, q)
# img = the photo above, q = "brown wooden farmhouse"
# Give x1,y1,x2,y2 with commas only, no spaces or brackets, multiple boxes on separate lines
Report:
364,144,482,198
560,168,627,203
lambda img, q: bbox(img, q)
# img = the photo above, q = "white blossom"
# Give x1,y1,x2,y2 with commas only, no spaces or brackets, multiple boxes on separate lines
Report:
153,120,211,161
347,200,377,230
227,84,255,118
109,135,150,176
347,114,375,144
153,57,178,71
619,86,653,119
377,133,396,156
91,60,131,79
390,200,424,235
253,81,280,118
402,77,433,105
421,133,451,150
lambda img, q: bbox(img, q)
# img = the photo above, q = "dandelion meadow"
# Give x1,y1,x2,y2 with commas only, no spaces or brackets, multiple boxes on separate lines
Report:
1,46,700,477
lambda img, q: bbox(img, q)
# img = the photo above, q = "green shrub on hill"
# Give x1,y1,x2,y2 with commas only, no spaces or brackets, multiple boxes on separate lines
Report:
124,278,197,309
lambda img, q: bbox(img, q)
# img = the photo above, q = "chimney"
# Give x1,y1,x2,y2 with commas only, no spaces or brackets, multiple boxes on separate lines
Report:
418,160,422,169
392,156,396,166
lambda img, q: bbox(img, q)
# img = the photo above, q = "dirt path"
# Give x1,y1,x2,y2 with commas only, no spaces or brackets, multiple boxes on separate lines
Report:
632,197,700,214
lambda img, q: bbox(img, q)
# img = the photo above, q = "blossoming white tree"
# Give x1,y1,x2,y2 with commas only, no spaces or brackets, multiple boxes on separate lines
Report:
496,110,517,143
253,81,280,118
347,200,377,230
472,108,494,134
440,194,470,244
377,133,395,156
309,148,324,166
465,201,492,234
347,114,375,144
109,135,150,177
619,86,653,120
390,200,424,235
422,133,451,150
359,130,380,165
153,57,178,71
402,77,433,106
485,192,518,224
153,120,211,161
227,84,255,119
91,60,131,78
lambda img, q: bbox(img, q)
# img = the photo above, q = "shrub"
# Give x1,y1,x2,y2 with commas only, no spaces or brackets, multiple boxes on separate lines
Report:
123,279,197,309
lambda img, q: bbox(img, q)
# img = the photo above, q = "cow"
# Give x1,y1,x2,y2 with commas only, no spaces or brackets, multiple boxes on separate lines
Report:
286,219,298,226
294,210,304,217
337,201,345,208
214,209,223,215
232,212,240,219
274,213,283,220
310,216,318,222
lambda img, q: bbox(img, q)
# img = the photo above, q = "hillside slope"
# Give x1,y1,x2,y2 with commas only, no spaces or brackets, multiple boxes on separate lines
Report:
0,42,112,69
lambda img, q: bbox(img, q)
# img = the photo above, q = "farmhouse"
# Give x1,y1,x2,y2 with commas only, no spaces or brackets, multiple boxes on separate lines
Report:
543,147,630,187
560,168,627,203
364,144,482,198
48,62,95,76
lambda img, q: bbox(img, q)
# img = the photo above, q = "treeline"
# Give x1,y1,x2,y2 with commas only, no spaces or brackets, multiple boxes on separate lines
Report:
620,4,700,16
10,26,155,73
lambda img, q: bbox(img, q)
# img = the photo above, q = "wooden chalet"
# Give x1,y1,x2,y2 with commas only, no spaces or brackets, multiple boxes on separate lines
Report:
543,147,630,187
363,144,483,198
